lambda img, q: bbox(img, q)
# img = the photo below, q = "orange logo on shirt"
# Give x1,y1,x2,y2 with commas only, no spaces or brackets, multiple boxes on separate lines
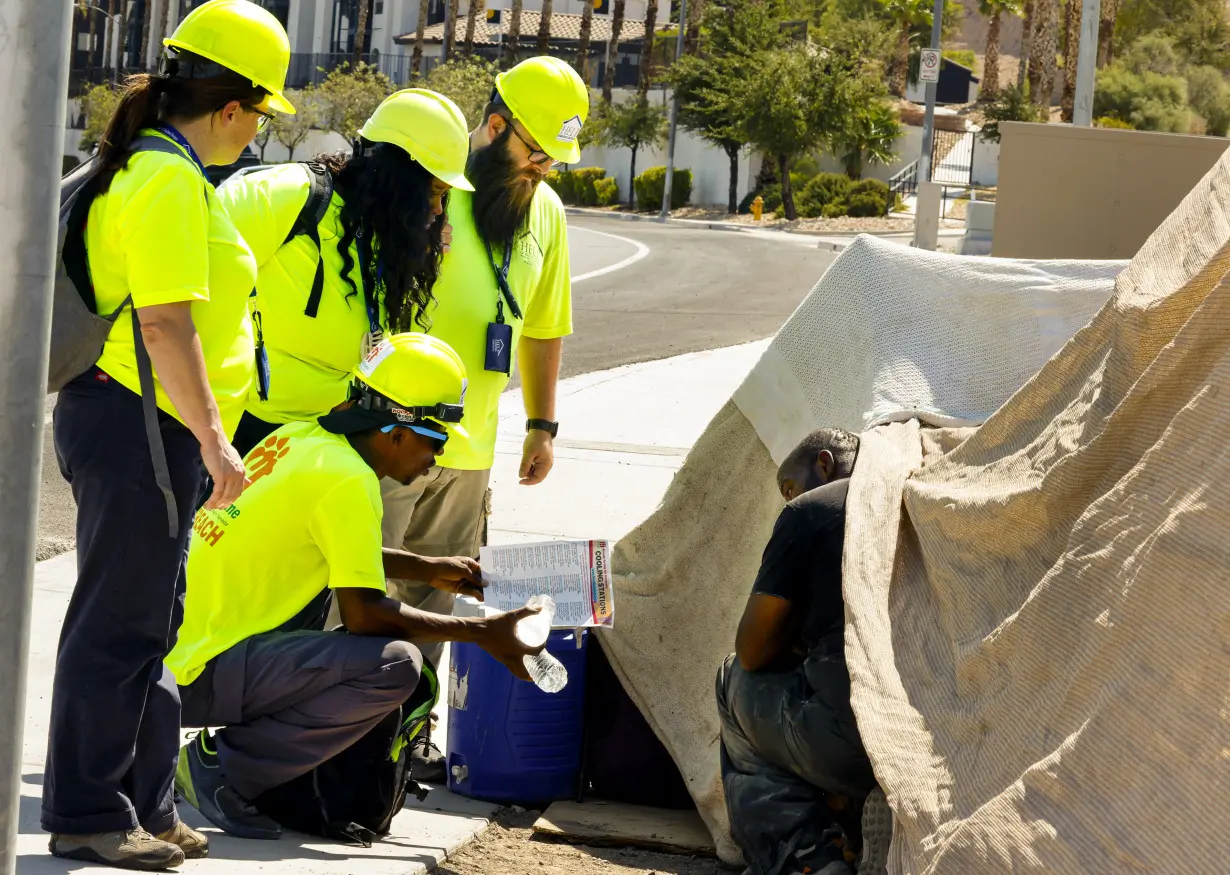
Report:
247,436,291,484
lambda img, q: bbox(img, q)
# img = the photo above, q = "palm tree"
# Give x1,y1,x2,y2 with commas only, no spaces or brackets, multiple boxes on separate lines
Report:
879,0,932,98
464,0,485,55
101,0,115,80
1097,0,1117,67
1017,0,1032,88
978,0,1022,99
1061,0,1079,120
684,0,704,56
117,0,130,76
354,0,371,63
576,0,594,84
638,0,658,95
444,0,459,58
1027,0,1058,111
506,0,523,66
411,0,429,76
139,0,152,70
537,0,553,54
602,0,626,102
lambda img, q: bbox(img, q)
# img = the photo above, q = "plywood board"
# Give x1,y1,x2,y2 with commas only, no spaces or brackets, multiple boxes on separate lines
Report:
532,800,716,857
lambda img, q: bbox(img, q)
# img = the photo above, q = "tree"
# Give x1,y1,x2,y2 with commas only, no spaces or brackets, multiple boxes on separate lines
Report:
639,0,659,94
1094,62,1190,131
537,0,553,54
272,88,320,162
445,0,460,58
86,3,99,79
602,0,627,102
1061,0,1079,120
139,0,152,70
1187,66,1230,136
103,0,117,80
1017,0,1032,87
978,0,1021,98
832,98,902,179
592,96,668,208
80,82,123,152
426,56,499,126
740,47,863,220
315,62,395,141
411,0,429,76
1116,0,1230,68
979,84,1043,142
671,0,787,212
507,0,524,66
878,0,933,97
684,0,705,56
464,0,484,55
1026,0,1058,110
117,0,129,75
1097,0,1117,67
576,0,595,83
355,0,371,62
159,0,170,55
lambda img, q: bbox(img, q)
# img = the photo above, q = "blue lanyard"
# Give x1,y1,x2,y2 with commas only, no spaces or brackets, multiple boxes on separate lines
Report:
484,237,523,323
356,227,382,334
154,124,207,176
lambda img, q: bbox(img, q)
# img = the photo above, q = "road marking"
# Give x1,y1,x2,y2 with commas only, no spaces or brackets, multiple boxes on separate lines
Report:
569,226,650,283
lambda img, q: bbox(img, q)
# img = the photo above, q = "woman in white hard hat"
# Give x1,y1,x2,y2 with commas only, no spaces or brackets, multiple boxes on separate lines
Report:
218,88,475,460
43,1,294,869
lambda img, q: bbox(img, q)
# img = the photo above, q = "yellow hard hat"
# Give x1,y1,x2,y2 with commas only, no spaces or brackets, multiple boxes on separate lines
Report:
350,333,470,438
495,56,589,164
164,0,295,115
358,89,474,191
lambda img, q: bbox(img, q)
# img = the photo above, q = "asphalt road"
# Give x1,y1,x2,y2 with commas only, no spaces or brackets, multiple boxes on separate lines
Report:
35,216,836,557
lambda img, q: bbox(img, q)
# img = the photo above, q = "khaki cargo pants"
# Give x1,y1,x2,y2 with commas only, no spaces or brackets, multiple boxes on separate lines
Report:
329,466,491,668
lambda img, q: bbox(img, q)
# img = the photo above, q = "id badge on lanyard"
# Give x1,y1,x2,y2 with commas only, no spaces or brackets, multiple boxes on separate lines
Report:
485,238,522,375
357,228,384,358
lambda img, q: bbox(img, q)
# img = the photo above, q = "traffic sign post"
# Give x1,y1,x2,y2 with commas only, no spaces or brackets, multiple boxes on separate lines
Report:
919,48,941,84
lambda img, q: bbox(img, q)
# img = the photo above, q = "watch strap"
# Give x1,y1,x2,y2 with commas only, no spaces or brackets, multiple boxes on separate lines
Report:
526,418,559,437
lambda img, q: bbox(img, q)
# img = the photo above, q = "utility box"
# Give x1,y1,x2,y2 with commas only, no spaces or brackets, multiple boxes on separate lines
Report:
959,201,995,256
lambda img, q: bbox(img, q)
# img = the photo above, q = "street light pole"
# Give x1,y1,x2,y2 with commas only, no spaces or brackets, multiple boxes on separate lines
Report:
1072,0,1100,126
658,0,687,221
0,1,74,872
917,0,945,185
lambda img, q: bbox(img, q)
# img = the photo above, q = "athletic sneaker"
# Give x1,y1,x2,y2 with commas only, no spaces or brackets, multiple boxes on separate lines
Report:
156,819,209,858
49,827,184,871
857,787,892,875
176,730,282,840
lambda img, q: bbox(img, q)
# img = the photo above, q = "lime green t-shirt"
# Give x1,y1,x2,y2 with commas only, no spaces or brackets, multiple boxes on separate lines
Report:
423,184,573,470
89,129,257,438
166,420,386,686
217,163,385,425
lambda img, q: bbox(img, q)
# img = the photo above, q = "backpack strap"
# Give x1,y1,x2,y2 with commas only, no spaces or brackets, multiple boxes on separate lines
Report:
286,161,334,319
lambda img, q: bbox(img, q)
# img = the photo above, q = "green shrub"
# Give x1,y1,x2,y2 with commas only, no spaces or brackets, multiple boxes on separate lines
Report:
545,167,611,205
849,178,890,200
1094,64,1190,133
1187,65,1230,137
943,49,977,70
980,86,1045,143
821,202,848,219
1095,116,1135,129
594,176,619,206
633,166,693,210
847,192,887,217
797,173,853,219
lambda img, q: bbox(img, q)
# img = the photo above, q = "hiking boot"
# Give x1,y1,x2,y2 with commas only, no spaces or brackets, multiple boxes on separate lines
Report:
409,723,446,784
49,827,185,871
857,787,891,875
176,730,282,840
156,820,209,859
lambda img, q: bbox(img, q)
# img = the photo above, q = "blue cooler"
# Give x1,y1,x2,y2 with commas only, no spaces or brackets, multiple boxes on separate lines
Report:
446,628,588,804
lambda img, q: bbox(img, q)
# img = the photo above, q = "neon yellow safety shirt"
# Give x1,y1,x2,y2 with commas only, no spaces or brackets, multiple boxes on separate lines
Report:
165,420,386,686
424,184,573,470
89,129,257,438
217,163,385,425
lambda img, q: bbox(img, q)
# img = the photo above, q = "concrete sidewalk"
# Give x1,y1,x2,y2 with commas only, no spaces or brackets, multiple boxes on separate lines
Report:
14,341,768,874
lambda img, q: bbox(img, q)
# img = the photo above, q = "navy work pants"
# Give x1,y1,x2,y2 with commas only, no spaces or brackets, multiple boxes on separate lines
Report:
42,369,202,836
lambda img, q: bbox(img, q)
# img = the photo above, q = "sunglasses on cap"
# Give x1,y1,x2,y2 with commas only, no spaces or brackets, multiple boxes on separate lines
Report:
382,421,449,453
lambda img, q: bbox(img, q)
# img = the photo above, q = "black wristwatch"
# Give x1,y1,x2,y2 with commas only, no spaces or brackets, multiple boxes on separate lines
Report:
526,418,559,438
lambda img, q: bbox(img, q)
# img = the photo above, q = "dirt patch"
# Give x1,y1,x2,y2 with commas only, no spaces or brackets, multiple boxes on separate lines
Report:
651,207,964,235
439,809,733,875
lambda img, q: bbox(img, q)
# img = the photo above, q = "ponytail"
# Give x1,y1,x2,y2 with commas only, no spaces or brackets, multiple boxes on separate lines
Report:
93,51,268,193
95,73,167,193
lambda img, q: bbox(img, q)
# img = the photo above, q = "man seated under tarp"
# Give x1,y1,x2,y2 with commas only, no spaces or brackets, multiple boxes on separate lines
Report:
716,428,877,875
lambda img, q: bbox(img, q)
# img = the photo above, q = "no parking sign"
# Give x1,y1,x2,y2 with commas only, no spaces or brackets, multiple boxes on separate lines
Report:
920,48,941,83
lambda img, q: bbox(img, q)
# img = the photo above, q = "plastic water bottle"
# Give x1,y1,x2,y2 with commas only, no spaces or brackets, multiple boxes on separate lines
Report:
515,595,568,693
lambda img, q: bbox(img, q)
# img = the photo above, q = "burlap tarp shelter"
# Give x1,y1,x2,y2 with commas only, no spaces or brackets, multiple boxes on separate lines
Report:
601,153,1230,872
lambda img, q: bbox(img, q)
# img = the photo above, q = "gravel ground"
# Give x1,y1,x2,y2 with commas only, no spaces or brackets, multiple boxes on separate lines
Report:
438,809,733,875
629,206,966,235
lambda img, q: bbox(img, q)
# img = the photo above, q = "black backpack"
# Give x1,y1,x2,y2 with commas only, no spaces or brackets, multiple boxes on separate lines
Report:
252,659,439,847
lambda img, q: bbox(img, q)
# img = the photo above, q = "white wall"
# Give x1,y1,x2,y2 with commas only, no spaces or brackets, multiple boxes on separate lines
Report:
971,137,1000,187
255,130,351,164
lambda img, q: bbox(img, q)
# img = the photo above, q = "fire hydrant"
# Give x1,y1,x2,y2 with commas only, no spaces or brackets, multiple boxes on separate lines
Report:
751,195,764,222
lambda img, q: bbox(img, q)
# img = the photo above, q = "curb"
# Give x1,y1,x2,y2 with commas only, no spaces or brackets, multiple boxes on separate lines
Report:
564,207,966,253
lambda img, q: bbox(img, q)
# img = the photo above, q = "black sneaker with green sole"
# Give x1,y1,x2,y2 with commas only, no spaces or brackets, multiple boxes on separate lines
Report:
176,730,283,841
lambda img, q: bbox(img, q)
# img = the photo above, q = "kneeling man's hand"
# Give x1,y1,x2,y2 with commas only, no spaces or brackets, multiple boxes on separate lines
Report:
477,606,542,682
425,556,485,600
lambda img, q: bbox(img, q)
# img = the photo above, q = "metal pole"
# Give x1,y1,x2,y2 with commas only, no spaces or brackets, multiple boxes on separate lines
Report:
0,2,73,871
1072,0,1100,126
917,0,944,185
658,0,687,221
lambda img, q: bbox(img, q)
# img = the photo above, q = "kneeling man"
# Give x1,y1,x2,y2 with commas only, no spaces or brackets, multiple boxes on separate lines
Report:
167,334,538,840
716,428,877,875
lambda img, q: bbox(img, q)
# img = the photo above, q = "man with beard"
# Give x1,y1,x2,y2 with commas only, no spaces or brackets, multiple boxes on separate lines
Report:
380,56,588,780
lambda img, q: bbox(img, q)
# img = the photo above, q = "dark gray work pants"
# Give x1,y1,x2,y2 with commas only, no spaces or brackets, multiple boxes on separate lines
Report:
179,630,422,799
716,651,877,875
